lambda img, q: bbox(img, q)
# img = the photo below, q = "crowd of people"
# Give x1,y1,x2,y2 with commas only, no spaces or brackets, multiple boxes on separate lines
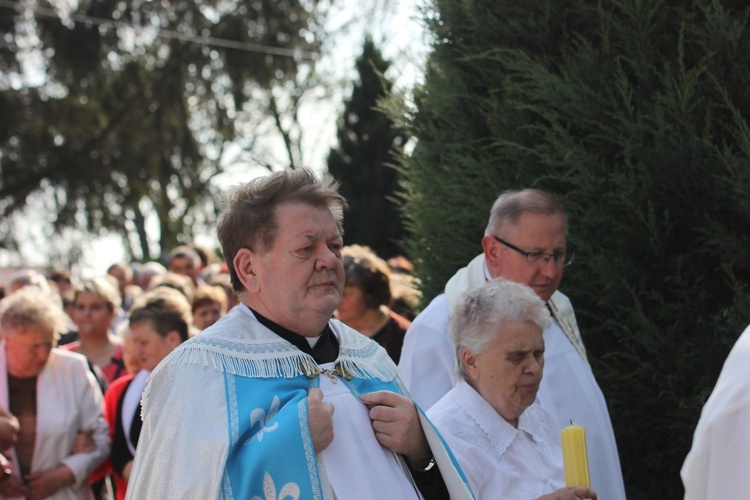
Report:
0,242,245,499
0,168,739,499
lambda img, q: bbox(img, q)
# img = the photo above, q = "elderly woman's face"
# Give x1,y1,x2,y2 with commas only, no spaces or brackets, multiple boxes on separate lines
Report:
4,325,54,378
464,320,545,425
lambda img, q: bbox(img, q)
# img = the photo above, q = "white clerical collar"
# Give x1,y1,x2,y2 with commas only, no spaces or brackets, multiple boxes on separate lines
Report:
306,335,322,348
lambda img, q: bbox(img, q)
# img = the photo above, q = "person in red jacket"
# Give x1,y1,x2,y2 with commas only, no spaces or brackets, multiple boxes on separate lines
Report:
103,287,190,499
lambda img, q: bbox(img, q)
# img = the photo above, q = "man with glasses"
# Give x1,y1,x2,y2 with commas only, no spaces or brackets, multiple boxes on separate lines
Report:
399,188,627,500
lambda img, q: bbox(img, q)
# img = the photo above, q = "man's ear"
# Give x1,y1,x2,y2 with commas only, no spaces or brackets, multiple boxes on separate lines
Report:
233,248,260,293
482,234,502,270
462,348,481,383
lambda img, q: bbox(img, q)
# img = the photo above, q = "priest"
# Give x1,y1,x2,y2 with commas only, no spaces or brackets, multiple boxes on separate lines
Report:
127,168,473,500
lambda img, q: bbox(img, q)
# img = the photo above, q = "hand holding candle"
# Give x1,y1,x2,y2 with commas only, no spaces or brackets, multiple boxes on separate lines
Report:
561,422,591,488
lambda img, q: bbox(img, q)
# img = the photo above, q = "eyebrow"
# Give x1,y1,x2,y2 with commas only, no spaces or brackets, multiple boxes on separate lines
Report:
526,246,565,253
506,350,531,357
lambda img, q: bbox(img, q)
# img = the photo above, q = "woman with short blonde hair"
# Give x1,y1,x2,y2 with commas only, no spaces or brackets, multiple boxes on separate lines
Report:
0,287,109,499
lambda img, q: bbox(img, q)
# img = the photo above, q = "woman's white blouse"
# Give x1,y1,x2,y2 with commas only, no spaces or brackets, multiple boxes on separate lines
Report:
427,379,565,499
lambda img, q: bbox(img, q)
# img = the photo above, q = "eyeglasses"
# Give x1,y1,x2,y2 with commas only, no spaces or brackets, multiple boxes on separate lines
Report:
492,235,575,267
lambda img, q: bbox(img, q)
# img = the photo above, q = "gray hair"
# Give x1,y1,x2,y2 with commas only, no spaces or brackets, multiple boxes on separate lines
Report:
0,287,67,340
485,189,567,236
450,278,551,381
137,261,167,279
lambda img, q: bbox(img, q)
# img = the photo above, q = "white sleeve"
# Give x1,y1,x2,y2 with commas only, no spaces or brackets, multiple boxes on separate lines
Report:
126,361,230,500
397,297,455,410
683,327,750,499
61,359,110,487
683,403,750,499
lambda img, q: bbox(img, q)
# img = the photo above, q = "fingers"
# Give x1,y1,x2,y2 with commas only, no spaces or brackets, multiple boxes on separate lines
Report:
308,387,324,405
360,391,416,430
547,487,597,500
307,388,334,453
361,391,414,422
360,391,430,464
572,487,597,499
359,390,403,408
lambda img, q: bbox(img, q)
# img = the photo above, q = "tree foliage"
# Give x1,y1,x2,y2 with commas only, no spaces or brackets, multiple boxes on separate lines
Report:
0,0,325,261
396,1,750,498
327,36,407,258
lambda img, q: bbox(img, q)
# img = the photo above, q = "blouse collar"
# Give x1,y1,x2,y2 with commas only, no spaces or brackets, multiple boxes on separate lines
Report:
454,379,550,456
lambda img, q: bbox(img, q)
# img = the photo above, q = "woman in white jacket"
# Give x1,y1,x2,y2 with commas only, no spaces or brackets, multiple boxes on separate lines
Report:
0,287,109,499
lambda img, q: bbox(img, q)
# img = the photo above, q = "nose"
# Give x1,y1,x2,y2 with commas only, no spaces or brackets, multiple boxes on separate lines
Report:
315,246,340,271
539,256,561,279
35,346,50,363
524,356,543,376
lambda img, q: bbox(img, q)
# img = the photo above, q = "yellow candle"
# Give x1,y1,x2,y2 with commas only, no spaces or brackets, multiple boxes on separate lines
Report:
561,423,590,488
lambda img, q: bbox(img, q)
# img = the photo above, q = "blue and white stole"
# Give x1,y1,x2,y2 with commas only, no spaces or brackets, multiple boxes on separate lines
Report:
213,316,408,500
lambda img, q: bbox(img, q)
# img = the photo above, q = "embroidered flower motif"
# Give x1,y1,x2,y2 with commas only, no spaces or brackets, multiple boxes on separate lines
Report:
251,472,301,500
245,395,280,444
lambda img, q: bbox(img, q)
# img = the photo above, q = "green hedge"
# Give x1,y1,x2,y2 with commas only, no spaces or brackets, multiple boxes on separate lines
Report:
395,1,750,497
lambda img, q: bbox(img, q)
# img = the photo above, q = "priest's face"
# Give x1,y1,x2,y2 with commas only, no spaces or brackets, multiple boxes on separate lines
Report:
484,212,566,303
463,320,544,426
242,202,345,337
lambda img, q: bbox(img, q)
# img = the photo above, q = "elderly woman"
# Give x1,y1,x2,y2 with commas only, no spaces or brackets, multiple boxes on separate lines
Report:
0,287,109,499
335,245,411,363
427,278,597,500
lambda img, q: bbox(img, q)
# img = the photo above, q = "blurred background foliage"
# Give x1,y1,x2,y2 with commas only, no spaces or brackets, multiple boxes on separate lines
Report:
1,0,329,261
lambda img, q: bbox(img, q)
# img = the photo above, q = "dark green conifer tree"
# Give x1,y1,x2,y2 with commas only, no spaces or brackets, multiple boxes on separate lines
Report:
328,37,407,258
395,1,750,498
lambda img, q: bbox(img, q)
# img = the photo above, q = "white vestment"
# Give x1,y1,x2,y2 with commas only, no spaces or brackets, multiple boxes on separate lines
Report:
681,323,750,499
127,305,474,500
0,346,110,500
428,380,564,499
398,254,627,500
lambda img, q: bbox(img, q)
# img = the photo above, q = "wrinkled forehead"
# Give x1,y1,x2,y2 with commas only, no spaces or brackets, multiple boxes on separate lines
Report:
273,203,341,236
501,212,567,239
4,324,55,343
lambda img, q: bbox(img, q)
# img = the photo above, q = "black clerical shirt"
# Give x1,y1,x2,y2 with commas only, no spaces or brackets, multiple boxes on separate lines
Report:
251,308,340,364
